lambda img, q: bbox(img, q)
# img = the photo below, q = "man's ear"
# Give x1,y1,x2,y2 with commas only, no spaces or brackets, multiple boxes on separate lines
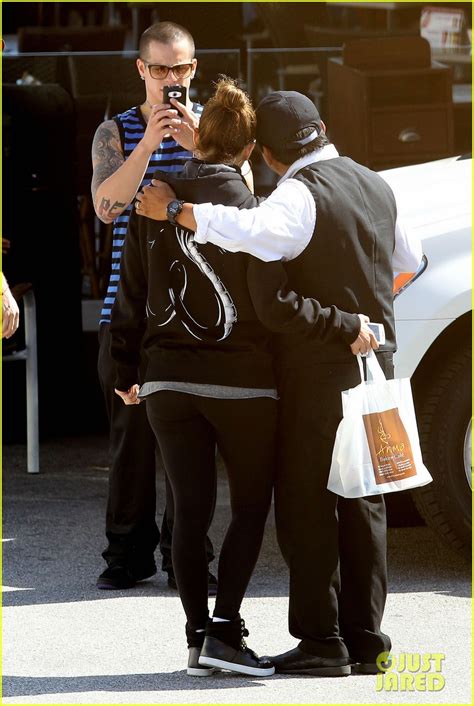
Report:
319,119,327,135
190,58,198,80
261,145,274,168
261,145,287,176
136,57,146,81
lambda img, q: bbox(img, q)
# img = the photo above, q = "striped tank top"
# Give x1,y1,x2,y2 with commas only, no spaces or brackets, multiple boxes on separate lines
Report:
99,103,202,324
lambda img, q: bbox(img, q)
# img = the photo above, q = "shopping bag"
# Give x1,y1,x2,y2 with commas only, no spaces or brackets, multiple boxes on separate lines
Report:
327,351,432,498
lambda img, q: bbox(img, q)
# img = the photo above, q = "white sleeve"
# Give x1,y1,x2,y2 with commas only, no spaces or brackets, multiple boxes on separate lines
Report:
193,178,315,262
392,218,423,273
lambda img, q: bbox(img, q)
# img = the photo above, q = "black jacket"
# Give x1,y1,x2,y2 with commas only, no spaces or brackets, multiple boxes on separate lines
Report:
110,159,276,391
249,156,397,367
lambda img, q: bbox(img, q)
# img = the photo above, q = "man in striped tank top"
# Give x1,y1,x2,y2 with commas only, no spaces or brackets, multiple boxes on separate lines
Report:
92,22,216,591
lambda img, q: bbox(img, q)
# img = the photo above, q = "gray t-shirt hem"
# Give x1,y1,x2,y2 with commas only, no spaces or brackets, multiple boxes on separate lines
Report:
139,381,278,400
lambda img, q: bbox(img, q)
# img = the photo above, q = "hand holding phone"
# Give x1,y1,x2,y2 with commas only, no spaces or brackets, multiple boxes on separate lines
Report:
367,322,386,345
351,315,384,356
163,85,187,116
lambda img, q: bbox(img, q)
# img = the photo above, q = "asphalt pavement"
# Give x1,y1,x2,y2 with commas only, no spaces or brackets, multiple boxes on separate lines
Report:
2,436,471,704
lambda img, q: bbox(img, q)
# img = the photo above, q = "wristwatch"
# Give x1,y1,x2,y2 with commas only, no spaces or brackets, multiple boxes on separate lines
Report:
166,199,185,226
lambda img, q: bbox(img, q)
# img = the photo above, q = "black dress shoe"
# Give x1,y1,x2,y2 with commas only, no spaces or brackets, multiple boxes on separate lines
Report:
351,656,392,675
97,560,156,590
268,646,351,677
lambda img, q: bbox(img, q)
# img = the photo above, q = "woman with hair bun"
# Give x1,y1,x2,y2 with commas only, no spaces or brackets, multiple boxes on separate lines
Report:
110,77,276,677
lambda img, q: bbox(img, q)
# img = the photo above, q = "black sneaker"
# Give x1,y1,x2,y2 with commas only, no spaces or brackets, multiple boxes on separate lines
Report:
97,560,157,590
186,623,216,677
187,647,216,677
168,571,218,597
133,560,157,582
198,616,275,677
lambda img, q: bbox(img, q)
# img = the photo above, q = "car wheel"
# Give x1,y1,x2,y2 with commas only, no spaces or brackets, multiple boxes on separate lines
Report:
412,342,472,556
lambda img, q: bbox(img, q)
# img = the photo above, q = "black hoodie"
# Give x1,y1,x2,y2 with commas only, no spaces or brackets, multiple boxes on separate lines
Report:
110,159,276,392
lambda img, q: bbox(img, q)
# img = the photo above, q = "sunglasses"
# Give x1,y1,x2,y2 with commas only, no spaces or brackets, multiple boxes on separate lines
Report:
141,60,194,80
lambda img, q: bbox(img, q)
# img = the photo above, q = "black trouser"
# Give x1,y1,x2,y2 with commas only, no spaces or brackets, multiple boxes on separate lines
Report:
146,391,277,629
97,324,215,571
275,352,393,661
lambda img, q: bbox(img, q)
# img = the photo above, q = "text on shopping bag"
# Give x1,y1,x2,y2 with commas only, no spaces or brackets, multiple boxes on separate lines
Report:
363,407,418,484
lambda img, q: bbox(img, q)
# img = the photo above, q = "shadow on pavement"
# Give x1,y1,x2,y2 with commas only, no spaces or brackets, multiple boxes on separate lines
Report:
2,671,270,699
3,436,471,610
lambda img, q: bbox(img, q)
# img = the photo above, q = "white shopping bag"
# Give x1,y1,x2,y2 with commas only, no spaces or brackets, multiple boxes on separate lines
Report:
328,352,432,498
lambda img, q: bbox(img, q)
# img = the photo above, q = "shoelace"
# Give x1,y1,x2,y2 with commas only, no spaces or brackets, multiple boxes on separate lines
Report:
240,618,257,656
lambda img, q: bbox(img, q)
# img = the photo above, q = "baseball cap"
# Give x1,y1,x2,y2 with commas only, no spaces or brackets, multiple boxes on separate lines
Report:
256,91,321,152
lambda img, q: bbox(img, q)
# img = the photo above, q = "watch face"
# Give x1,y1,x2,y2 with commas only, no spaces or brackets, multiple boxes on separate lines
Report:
169,201,179,217
167,200,183,222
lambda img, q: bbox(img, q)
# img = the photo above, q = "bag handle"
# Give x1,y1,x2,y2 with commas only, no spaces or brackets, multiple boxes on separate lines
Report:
357,351,387,384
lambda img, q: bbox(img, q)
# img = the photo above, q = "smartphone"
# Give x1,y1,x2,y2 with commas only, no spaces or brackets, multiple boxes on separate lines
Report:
163,85,187,116
367,322,386,345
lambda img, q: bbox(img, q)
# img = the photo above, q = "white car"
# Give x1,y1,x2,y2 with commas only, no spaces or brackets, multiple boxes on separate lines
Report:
380,155,472,555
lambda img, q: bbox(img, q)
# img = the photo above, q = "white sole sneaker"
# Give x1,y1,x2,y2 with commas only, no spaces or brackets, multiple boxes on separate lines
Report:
187,665,216,677
199,655,275,677
187,646,217,677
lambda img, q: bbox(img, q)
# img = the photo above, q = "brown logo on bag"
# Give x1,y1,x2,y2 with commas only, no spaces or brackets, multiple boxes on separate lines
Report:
363,407,417,484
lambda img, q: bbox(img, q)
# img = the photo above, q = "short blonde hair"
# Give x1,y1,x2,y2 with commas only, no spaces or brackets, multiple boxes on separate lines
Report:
139,21,195,59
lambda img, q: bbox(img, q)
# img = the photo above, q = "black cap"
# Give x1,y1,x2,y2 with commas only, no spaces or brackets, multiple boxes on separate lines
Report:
256,91,321,152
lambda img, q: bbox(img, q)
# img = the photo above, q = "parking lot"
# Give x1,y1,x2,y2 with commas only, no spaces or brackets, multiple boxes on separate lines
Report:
2,435,471,704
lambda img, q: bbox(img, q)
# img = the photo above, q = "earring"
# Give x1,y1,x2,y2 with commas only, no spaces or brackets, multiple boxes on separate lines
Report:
140,75,145,80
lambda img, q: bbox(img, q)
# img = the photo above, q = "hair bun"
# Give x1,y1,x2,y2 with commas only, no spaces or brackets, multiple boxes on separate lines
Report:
214,76,246,112
197,75,256,164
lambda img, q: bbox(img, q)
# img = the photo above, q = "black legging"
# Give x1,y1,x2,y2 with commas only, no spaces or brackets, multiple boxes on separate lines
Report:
146,391,277,629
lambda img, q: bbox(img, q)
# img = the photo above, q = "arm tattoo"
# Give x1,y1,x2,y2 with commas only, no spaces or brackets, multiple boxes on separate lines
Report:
98,197,110,217
109,200,126,215
98,197,127,220
91,120,124,202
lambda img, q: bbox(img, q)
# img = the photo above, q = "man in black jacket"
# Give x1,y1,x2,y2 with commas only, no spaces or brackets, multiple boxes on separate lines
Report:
136,91,422,676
